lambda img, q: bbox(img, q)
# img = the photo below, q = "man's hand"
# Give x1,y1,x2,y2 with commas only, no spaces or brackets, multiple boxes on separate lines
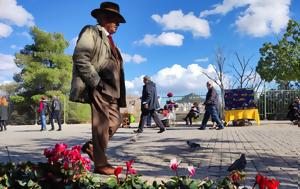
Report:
96,80,104,92
143,104,149,109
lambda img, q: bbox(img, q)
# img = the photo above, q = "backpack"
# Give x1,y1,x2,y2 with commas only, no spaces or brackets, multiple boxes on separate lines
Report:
42,101,50,115
52,99,61,111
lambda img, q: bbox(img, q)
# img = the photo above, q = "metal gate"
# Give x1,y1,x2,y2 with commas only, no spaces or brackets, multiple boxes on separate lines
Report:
256,90,300,120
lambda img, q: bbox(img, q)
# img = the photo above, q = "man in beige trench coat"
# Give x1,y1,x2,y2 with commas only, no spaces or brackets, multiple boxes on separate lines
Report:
69,1,126,175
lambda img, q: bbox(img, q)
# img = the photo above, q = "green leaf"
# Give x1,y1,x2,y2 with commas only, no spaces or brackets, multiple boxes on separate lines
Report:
91,175,101,183
9,95,25,103
256,19,300,83
131,178,142,189
106,177,118,188
189,181,198,189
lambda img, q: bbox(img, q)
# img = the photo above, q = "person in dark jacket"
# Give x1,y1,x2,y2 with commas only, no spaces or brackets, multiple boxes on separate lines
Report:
287,97,300,124
49,96,62,131
134,76,165,133
183,102,200,125
198,81,224,130
0,96,9,131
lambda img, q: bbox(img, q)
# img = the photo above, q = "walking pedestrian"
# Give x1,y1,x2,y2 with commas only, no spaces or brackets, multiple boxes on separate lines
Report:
49,96,62,131
0,97,9,131
69,1,127,175
134,76,165,133
198,81,224,130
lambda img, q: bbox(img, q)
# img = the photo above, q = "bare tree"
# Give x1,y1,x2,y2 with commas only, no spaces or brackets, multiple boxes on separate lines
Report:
232,52,263,92
201,48,226,117
0,83,20,96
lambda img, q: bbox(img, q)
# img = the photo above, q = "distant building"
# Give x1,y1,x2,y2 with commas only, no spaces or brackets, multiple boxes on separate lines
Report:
120,95,141,118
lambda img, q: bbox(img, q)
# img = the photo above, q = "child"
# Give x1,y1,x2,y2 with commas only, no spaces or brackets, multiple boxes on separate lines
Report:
158,105,170,127
183,102,200,125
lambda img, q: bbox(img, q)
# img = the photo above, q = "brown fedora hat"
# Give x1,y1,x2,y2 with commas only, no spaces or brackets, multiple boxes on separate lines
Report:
91,2,126,23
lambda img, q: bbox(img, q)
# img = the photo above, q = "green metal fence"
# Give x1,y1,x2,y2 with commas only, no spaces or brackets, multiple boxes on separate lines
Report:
256,90,300,120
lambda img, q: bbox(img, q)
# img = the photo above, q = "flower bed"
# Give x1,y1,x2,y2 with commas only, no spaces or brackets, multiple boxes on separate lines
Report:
0,144,279,189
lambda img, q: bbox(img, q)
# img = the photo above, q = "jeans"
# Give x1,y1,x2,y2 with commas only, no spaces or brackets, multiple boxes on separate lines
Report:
41,114,47,130
201,105,224,129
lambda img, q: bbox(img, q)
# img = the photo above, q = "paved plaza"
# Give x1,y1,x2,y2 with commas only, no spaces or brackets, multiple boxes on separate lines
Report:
0,121,299,188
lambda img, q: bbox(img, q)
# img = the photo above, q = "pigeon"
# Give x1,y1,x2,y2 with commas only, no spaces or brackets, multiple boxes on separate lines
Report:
130,133,140,142
227,154,247,172
186,141,201,149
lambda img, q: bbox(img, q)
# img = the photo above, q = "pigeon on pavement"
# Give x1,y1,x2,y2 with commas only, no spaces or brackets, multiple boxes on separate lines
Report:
227,154,247,172
186,141,200,149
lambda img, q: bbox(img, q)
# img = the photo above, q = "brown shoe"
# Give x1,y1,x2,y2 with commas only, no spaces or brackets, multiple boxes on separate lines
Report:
81,140,94,161
94,164,115,175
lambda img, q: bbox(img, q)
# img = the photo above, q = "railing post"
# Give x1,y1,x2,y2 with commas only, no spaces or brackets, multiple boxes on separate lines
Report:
264,83,267,120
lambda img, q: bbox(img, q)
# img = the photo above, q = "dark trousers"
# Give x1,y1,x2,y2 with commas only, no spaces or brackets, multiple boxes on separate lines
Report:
201,105,224,128
146,114,152,126
161,119,169,127
50,110,62,130
91,89,121,167
138,109,165,132
184,112,198,125
0,120,6,131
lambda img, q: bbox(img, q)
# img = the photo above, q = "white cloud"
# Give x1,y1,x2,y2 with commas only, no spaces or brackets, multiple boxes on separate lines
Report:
70,36,78,47
0,53,17,71
0,0,34,27
200,0,291,37
200,0,248,17
152,10,210,38
10,44,21,50
125,64,231,96
66,36,78,53
121,53,147,64
17,31,31,39
194,57,209,62
0,22,12,38
0,0,34,38
0,53,20,83
125,75,145,95
125,80,135,89
135,32,184,46
10,44,16,49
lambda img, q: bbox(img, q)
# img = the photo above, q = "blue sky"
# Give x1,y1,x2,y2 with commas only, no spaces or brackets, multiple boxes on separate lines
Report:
0,0,299,96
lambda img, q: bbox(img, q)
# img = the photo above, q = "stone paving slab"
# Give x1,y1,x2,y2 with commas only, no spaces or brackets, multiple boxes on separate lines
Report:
0,121,299,188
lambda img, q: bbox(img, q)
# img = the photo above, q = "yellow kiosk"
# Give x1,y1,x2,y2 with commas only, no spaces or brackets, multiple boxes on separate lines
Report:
224,88,260,126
